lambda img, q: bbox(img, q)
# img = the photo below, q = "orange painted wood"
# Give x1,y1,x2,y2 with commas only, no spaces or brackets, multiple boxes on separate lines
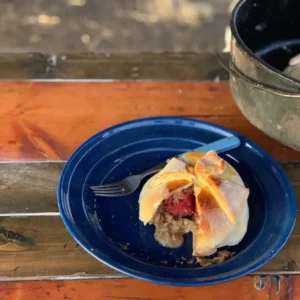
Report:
0,81,298,161
291,276,300,299
0,277,291,300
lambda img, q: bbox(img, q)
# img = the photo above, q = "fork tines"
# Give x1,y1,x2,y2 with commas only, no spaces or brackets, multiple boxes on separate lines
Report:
91,183,127,196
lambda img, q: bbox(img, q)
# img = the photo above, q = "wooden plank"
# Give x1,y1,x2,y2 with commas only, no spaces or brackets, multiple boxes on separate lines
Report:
0,216,119,279
0,52,229,80
46,52,229,81
0,276,291,300
0,81,299,161
291,276,300,298
0,162,298,280
0,53,48,79
1,161,299,216
0,162,61,214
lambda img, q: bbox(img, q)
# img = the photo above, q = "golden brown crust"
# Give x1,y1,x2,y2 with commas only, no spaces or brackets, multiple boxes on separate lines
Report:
205,151,226,170
195,173,236,224
195,187,220,211
149,171,194,188
194,150,225,174
181,152,206,166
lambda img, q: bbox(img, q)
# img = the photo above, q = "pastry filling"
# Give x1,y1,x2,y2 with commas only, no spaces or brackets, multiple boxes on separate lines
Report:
161,186,195,217
150,186,197,248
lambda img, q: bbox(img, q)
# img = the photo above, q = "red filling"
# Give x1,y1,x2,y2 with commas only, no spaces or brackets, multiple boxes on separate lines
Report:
162,187,195,217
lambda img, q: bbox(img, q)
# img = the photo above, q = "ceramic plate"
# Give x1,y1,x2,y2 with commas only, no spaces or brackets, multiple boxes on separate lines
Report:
58,117,296,286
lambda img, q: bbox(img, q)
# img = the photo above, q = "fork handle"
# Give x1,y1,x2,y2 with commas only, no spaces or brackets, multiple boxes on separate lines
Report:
141,161,167,178
140,136,240,179
178,136,241,157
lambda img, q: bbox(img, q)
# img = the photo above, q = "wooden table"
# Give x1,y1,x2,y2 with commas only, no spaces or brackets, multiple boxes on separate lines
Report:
0,53,299,299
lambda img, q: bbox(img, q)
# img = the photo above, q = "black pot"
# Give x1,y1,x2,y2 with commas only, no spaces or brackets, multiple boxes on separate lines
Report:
230,0,300,150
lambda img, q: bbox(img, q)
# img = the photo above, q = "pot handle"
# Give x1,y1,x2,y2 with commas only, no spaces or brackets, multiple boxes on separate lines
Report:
215,52,300,98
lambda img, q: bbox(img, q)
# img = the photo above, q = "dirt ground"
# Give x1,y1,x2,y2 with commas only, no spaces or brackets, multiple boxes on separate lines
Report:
0,0,232,53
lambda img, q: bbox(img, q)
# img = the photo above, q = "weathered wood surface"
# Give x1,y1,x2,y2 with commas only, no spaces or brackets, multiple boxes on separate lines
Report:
0,163,61,214
0,216,119,280
0,52,229,80
0,81,299,161
0,276,292,300
0,161,298,280
0,79,298,298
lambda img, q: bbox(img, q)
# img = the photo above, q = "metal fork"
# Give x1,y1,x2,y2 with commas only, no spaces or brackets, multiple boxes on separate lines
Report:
90,136,240,197
91,161,166,197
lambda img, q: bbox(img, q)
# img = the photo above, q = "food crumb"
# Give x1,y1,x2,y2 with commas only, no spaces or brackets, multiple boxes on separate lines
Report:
119,243,129,251
181,256,187,261
188,257,197,265
197,250,235,267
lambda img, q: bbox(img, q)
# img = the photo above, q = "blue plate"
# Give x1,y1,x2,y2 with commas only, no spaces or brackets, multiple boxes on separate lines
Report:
58,117,296,286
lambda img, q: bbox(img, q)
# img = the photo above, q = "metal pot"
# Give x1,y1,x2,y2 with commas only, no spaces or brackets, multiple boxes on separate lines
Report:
230,0,300,150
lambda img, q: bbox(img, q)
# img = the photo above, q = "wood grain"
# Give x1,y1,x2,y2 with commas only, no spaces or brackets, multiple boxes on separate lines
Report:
0,216,119,279
50,52,229,80
291,276,300,299
0,162,298,279
0,53,48,79
0,81,299,161
0,276,291,300
0,52,229,80
0,162,61,214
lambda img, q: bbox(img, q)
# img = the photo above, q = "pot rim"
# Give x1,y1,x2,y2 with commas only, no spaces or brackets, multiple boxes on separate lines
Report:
230,0,300,88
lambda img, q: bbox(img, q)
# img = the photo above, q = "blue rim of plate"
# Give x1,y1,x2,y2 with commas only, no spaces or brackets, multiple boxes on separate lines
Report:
57,116,296,286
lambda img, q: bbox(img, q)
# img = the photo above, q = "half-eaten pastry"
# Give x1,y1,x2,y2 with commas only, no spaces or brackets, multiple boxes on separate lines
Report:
139,150,249,260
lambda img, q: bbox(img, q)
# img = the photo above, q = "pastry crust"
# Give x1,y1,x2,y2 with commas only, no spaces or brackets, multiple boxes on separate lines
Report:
139,150,249,257
194,173,235,225
139,158,194,225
